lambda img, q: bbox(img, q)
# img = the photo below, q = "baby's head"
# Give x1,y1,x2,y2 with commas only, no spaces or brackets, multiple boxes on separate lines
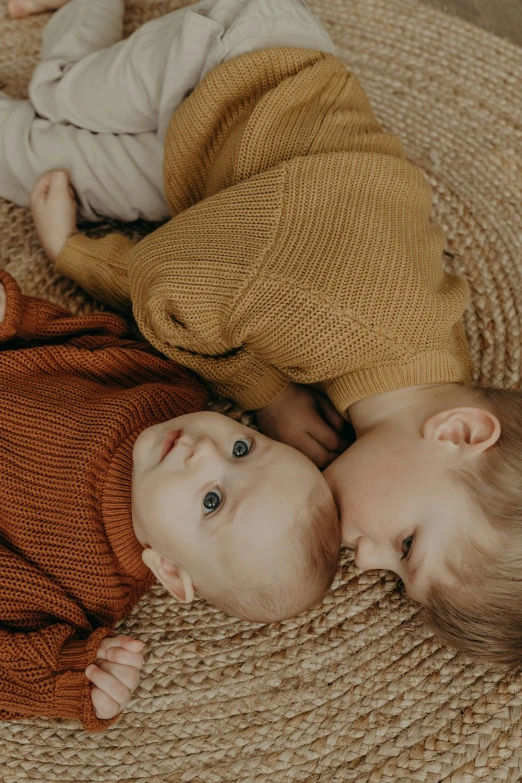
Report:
332,382,522,666
132,411,340,622
424,386,522,666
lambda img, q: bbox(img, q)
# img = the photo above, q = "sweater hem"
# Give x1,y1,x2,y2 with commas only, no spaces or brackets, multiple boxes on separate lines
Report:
211,367,290,410
325,351,472,413
56,233,132,313
55,628,118,732
55,669,119,732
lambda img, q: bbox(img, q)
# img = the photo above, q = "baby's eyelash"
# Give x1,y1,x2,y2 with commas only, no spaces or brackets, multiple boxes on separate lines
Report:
401,534,415,561
203,487,223,514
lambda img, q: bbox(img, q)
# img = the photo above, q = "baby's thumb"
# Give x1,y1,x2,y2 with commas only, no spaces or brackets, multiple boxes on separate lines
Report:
30,171,55,204
47,170,71,197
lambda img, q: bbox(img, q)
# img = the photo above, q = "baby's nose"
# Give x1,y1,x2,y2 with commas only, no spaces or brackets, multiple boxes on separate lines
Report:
341,522,357,548
353,536,382,572
193,434,220,459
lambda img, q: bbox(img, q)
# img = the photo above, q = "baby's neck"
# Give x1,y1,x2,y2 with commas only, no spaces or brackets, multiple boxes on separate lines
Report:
347,382,475,436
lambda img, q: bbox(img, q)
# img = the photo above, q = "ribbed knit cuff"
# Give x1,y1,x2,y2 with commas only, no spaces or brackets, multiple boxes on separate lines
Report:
326,351,472,413
212,363,290,411
0,270,52,342
56,233,132,314
54,669,119,732
55,629,117,733
57,629,111,671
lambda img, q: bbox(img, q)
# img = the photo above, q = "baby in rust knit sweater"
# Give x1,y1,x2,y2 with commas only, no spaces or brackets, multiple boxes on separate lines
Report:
10,0,522,671
0,268,339,732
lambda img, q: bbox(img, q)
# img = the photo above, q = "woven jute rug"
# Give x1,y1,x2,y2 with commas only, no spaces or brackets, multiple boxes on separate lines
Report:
1,0,522,781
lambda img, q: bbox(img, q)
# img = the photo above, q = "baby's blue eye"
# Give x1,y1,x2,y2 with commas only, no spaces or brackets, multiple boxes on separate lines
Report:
203,488,222,514
232,438,252,458
401,534,415,560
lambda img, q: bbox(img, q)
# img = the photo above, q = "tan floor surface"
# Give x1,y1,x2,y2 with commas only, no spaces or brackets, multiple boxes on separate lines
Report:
0,1,522,781
423,0,522,47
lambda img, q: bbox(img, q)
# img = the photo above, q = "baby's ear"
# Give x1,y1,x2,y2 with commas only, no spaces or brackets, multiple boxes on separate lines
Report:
141,549,195,603
422,407,501,454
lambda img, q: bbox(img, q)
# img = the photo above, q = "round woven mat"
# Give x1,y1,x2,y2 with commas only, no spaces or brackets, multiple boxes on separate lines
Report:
1,1,522,781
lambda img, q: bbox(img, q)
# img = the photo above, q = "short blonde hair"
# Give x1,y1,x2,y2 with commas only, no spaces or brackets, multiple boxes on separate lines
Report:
425,385,522,666
201,480,341,623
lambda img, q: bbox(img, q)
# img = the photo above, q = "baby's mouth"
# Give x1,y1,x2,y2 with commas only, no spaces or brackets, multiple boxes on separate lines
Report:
160,429,182,462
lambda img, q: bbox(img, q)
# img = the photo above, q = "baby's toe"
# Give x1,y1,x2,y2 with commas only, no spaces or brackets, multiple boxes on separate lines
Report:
8,0,63,17
8,0,36,18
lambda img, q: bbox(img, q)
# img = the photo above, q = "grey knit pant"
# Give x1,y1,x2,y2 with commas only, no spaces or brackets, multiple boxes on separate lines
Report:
0,0,334,221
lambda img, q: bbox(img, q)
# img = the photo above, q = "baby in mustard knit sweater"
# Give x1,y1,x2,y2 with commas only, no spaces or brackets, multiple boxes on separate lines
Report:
9,0,522,667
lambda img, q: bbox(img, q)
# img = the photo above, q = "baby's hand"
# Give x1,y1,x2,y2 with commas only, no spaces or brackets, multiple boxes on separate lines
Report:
0,283,5,325
256,383,351,469
30,170,77,263
86,636,145,720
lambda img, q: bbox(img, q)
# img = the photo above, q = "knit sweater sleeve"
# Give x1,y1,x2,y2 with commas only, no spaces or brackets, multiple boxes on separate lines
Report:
55,232,134,314
0,625,115,732
127,175,292,410
0,269,129,344
0,548,115,732
52,191,291,409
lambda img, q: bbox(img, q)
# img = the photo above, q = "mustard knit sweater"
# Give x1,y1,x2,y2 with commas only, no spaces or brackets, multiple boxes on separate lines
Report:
57,48,472,412
0,270,207,731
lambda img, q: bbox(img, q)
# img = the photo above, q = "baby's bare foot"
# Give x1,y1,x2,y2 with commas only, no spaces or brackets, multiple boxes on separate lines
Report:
8,0,70,18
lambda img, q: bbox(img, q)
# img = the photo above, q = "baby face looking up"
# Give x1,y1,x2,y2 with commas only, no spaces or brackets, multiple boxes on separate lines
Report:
132,411,340,622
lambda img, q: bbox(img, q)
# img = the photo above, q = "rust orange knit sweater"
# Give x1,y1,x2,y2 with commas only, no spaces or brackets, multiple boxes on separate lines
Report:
0,270,207,732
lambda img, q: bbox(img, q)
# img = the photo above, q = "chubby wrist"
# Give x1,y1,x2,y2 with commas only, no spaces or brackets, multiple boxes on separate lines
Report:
46,229,78,264
256,382,296,413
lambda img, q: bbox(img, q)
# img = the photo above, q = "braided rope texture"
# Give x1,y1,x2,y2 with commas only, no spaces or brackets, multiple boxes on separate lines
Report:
0,0,521,780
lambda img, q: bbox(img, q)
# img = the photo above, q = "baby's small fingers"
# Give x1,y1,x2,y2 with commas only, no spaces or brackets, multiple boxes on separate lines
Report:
85,664,130,705
90,685,121,720
315,393,346,433
95,660,141,691
302,434,333,470
99,636,145,654
106,647,144,669
309,416,348,454
116,636,145,653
